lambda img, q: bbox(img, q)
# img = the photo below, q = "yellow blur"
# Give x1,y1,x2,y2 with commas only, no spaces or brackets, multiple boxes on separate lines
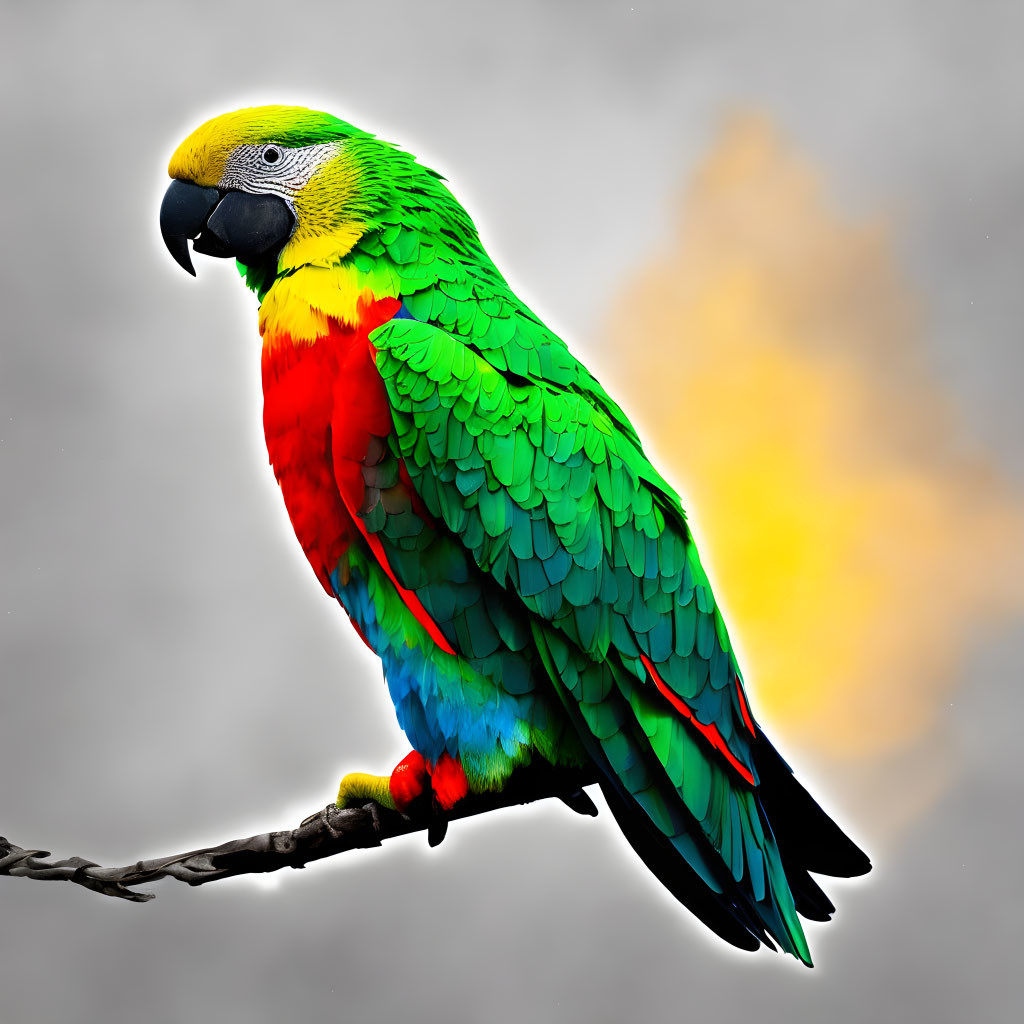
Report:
607,115,1024,765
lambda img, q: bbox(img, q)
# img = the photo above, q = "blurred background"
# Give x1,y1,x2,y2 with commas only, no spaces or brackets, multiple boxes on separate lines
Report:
2,2,1022,1021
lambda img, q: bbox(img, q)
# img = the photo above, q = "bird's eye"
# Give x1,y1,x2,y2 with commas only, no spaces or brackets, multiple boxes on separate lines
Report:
262,146,282,165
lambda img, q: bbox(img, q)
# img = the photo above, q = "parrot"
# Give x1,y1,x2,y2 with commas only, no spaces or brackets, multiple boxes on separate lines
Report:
160,105,869,965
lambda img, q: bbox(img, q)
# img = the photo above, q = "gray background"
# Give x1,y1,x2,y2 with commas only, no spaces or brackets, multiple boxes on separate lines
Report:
2,1,1022,1022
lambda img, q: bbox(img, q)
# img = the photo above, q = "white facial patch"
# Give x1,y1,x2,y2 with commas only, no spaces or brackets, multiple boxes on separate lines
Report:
218,141,344,199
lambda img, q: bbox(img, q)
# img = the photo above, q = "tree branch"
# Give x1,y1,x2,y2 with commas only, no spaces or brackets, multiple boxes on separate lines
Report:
0,765,599,903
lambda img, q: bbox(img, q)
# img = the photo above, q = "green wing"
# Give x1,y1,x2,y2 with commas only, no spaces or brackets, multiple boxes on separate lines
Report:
370,315,812,963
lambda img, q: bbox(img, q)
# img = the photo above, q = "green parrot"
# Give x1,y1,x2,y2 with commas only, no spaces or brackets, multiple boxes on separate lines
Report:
159,105,869,965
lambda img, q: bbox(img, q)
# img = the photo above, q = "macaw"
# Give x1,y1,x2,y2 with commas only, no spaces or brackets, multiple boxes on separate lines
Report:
160,106,869,964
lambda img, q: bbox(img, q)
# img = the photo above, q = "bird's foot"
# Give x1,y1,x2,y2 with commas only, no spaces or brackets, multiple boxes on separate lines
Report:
387,751,430,812
429,753,469,811
335,751,469,815
422,753,468,848
335,771,398,811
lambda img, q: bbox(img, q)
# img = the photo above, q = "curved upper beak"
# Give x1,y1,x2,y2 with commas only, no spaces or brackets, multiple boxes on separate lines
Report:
160,180,219,275
160,180,295,276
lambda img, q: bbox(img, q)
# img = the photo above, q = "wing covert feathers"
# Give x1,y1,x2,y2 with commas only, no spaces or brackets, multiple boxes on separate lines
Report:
367,314,868,964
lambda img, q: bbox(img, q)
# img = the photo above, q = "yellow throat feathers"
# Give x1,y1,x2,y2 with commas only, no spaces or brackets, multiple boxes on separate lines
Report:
258,261,402,345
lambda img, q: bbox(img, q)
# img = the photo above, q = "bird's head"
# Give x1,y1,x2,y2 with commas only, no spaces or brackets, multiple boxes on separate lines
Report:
160,105,442,280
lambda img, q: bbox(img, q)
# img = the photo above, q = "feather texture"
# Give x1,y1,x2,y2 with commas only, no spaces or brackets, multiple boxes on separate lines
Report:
168,105,870,966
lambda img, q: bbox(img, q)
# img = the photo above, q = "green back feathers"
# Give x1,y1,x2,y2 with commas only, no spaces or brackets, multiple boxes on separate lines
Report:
234,107,821,962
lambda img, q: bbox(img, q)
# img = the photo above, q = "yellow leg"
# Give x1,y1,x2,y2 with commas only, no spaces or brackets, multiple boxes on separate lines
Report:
336,772,397,810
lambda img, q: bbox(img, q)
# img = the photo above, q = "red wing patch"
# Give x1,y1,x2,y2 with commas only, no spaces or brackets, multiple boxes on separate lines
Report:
326,311,457,658
347,512,457,656
736,675,757,737
640,653,755,786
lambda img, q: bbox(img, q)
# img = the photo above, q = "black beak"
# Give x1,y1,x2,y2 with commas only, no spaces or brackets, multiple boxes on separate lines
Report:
160,180,219,275
160,180,295,276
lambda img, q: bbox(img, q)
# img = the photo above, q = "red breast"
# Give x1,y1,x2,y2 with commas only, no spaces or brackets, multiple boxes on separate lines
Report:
261,296,401,590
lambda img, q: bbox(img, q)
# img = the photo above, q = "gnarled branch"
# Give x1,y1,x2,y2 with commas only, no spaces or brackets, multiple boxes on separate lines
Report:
0,765,599,902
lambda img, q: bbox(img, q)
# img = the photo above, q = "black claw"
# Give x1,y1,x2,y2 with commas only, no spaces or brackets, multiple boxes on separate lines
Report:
427,815,449,848
366,801,385,833
559,789,599,817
